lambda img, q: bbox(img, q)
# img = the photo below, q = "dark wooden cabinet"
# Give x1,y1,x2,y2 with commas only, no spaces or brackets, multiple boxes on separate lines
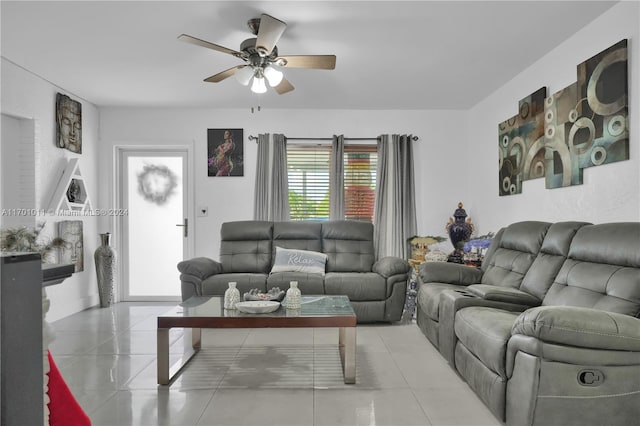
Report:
1,253,44,426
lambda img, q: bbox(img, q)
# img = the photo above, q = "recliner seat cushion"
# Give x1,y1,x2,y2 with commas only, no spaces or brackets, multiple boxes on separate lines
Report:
455,307,519,378
324,272,386,301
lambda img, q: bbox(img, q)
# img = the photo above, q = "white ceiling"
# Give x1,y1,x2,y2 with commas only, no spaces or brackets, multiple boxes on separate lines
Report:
1,1,618,110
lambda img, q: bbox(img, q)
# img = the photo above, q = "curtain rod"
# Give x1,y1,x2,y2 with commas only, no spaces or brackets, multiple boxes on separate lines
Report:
248,135,419,142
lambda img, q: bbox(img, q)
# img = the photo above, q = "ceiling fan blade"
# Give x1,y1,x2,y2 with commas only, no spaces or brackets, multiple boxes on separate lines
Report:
277,55,336,70
274,78,295,95
255,14,287,56
204,65,245,83
178,34,243,58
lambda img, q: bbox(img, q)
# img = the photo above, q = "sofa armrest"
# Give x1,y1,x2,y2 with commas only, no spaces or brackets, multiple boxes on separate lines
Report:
512,306,640,352
418,261,483,286
466,284,541,307
373,256,410,278
177,257,222,280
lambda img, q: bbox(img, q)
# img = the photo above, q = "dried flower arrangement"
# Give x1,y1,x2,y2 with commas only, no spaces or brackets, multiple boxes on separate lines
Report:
0,222,65,263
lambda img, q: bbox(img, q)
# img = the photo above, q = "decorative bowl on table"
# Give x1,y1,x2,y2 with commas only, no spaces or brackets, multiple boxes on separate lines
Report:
243,287,286,302
235,301,281,314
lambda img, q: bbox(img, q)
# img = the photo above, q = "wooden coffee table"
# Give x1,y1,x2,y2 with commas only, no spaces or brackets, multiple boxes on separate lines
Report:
157,295,357,385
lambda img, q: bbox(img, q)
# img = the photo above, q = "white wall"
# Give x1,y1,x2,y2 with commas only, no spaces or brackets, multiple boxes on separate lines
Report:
99,108,468,261
1,114,36,229
1,59,101,321
466,1,640,233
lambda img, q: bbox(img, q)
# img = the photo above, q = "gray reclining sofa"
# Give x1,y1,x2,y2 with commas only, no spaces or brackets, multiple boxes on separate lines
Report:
178,220,410,323
417,221,640,425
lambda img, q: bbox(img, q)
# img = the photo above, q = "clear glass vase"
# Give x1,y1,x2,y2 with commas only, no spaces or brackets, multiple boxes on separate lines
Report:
284,281,301,309
224,282,240,309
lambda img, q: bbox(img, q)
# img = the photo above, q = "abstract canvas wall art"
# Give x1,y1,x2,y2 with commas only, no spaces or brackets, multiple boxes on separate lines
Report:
498,39,628,195
545,39,629,189
498,87,547,196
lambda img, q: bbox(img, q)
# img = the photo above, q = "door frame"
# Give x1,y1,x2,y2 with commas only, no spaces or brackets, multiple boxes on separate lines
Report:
114,145,195,302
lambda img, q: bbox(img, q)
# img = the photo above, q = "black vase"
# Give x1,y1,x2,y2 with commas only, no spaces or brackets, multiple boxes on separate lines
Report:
446,202,474,263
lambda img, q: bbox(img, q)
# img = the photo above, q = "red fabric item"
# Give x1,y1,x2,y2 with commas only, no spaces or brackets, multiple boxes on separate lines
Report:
47,350,92,426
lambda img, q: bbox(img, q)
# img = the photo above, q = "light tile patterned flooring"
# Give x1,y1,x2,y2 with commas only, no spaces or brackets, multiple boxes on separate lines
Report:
49,302,502,426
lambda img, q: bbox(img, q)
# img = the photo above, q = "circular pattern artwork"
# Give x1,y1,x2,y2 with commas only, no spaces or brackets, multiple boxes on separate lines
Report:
499,39,628,195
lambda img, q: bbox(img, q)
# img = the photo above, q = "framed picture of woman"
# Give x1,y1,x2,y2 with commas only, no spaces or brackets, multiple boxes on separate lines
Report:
207,129,244,177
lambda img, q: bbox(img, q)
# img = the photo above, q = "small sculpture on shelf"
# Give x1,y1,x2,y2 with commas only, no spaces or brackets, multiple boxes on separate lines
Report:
66,179,81,203
445,202,475,263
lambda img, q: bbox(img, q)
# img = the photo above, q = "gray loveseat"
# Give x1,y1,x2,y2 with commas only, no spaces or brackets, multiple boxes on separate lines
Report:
416,221,640,426
178,220,410,323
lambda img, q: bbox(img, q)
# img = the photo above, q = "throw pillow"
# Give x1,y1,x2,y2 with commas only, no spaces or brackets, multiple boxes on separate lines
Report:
270,246,328,275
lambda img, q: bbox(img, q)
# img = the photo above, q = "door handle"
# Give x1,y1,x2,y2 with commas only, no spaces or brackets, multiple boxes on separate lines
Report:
176,218,188,238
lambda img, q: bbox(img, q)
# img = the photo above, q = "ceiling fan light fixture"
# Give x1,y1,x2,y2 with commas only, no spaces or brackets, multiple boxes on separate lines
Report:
263,65,284,87
274,58,288,67
180,13,335,96
251,75,267,94
235,66,254,86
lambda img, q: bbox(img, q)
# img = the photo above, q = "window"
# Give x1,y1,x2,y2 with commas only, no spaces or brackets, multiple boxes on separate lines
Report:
344,145,377,222
287,144,377,222
287,145,331,220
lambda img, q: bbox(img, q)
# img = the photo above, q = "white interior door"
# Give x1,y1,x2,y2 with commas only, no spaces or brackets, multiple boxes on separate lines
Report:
118,148,191,301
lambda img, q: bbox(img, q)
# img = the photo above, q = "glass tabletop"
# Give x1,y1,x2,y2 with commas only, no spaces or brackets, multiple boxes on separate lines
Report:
161,295,355,319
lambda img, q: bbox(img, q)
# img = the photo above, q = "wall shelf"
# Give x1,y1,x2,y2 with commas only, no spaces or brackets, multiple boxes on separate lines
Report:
47,158,92,213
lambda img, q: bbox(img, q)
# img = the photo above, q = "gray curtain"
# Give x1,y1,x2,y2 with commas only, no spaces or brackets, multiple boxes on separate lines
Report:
373,135,390,259
270,133,290,221
394,134,417,258
253,133,270,220
329,134,345,220
373,134,417,259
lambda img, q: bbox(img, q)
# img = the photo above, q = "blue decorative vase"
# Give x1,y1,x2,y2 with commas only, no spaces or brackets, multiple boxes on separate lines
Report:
446,202,474,263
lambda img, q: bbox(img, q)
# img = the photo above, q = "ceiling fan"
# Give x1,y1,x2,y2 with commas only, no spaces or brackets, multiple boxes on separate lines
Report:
178,13,336,95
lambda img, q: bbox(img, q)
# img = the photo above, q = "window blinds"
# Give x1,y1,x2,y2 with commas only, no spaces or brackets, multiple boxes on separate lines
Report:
287,144,377,222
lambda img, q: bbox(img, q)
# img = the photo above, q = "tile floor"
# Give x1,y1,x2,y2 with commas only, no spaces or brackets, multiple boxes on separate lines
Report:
49,302,502,426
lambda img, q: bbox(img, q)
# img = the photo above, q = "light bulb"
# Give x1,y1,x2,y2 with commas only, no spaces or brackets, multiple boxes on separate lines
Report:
251,76,267,94
235,66,254,86
263,65,284,87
